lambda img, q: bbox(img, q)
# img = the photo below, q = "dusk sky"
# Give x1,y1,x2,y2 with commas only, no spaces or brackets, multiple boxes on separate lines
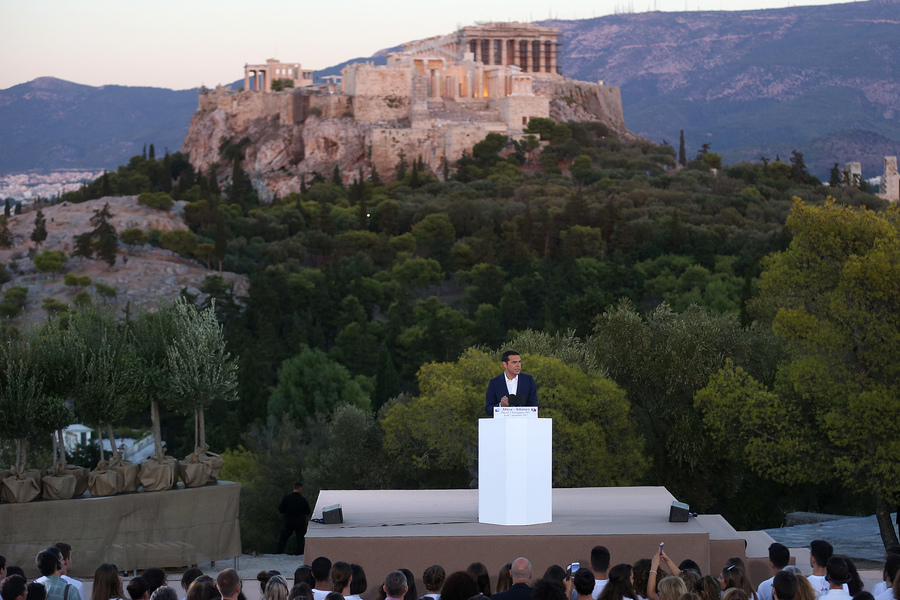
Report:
1,0,846,91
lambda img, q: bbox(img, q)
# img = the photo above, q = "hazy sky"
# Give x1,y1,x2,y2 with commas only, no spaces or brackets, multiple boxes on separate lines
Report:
1,0,845,90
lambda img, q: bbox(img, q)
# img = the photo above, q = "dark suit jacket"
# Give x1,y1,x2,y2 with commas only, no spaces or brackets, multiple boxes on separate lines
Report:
491,583,532,600
485,373,538,416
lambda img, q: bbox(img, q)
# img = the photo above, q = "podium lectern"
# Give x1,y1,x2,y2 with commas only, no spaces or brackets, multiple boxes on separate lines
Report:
478,412,552,525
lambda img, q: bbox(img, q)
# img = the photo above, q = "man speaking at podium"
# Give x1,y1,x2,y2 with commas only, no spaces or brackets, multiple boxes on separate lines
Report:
485,350,539,416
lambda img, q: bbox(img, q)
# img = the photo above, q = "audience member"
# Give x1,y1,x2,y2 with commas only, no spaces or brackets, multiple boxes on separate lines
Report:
347,566,367,600
330,564,352,596
257,573,282,598
696,577,719,600
679,593,700,600
215,570,241,600
678,572,700,595
127,578,150,600
809,541,835,599
266,576,289,600
92,564,125,600
723,591,750,600
839,558,862,597
6,570,26,581
141,572,167,597
571,569,595,600
497,565,513,595
679,563,701,577
35,549,82,600
542,567,566,589
294,569,314,590
758,544,792,600
787,573,815,600
421,566,445,600
649,547,680,600
0,555,6,580
597,564,637,600
2,575,28,600
822,558,851,600
325,594,343,600
31,545,82,600
873,555,900,600
632,560,652,600
311,559,333,600
851,594,873,600
185,577,219,600
773,572,798,600
150,589,178,600
589,548,612,600
288,584,312,600
26,583,46,600
383,573,408,600
398,570,417,600
181,571,204,600
467,564,491,598
872,548,900,598
657,578,686,600
532,579,567,600
720,565,757,600
493,559,534,600
439,573,479,600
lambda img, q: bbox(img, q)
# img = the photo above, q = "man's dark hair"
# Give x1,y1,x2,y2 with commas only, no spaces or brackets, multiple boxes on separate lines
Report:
128,576,151,600
150,589,178,600
26,583,47,600
217,569,241,598
294,482,303,489
182,569,204,592
884,554,900,583
501,350,520,364
769,543,790,570
34,550,61,577
311,558,332,583
679,560,701,575
52,544,71,562
825,557,849,584
810,540,834,568
574,568,595,596
1,574,27,600
383,571,407,598
142,569,167,594
0,555,7,572
591,546,611,573
773,572,797,600
5,568,24,579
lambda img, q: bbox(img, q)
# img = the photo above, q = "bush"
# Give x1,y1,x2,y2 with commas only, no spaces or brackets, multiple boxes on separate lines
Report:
137,191,174,211
95,283,117,298
42,297,69,315
159,229,198,257
120,228,148,246
33,250,67,273
64,273,92,287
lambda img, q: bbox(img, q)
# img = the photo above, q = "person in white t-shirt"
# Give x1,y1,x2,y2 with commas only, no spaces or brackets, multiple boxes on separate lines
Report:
420,565,445,600
873,554,900,600
808,540,834,599
820,558,852,600
772,571,799,600
758,543,792,600
311,558,333,600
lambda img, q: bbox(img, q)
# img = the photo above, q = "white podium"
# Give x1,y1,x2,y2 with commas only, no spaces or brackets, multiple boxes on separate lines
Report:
478,412,552,525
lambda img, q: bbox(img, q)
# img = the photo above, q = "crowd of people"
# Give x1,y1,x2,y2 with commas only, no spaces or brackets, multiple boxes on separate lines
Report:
3,540,900,600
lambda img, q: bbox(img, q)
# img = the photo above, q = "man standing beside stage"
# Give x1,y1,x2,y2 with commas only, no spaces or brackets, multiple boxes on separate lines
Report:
276,481,312,556
485,350,538,416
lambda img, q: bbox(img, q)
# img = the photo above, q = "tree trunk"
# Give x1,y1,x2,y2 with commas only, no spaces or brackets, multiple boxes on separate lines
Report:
97,425,105,461
876,494,899,548
51,431,59,465
15,437,24,472
57,429,66,465
151,400,164,458
199,407,206,450
107,423,117,458
194,407,199,450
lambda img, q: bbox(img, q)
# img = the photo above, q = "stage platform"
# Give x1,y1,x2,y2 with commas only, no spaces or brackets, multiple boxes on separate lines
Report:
307,487,775,588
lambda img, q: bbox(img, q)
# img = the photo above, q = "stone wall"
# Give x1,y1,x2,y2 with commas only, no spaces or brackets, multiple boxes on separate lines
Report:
494,95,551,131
198,88,296,126
533,78,626,133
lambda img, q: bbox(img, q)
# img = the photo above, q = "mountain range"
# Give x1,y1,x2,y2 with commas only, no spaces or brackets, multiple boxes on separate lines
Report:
1,0,898,179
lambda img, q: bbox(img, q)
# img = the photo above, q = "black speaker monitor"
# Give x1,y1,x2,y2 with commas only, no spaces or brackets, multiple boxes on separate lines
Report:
323,503,344,524
669,500,690,522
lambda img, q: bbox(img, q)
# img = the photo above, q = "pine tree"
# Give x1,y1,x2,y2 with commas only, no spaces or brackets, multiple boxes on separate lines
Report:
31,208,48,249
790,150,809,183
332,165,343,187
0,217,13,248
90,203,118,267
149,144,156,160
678,130,686,166
829,163,842,187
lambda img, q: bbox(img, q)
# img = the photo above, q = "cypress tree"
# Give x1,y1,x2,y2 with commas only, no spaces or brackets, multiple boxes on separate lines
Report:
678,130,686,166
0,217,13,248
31,208,48,249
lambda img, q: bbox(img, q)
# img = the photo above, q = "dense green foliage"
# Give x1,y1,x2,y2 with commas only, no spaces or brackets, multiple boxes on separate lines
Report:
39,121,894,551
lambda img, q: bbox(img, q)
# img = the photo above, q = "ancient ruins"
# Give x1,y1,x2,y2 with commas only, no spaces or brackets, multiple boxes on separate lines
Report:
182,22,628,197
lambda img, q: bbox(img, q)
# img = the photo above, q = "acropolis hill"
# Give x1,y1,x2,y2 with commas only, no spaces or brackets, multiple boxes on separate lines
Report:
181,22,630,197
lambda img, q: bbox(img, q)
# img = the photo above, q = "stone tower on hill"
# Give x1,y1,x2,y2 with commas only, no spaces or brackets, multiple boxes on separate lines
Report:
181,22,629,198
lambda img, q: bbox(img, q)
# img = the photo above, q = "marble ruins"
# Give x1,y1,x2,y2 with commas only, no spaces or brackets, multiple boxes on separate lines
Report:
182,22,628,197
